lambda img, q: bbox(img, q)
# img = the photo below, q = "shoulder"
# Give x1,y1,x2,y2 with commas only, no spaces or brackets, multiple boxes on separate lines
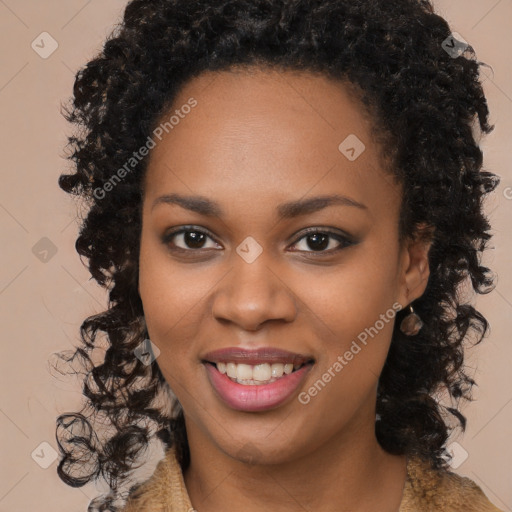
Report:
120,446,193,512
120,453,172,512
400,455,504,512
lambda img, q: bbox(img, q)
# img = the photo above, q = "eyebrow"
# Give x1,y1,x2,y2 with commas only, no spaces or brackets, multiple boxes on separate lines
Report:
151,193,368,218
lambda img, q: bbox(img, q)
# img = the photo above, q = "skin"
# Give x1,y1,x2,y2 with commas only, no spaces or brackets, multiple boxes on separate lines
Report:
138,65,432,512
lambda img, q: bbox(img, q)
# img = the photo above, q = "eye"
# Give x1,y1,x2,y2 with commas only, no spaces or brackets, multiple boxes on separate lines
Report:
162,226,357,256
289,228,356,255
162,226,220,252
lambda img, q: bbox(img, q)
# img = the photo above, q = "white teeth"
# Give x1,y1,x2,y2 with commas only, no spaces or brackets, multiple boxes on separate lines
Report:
236,364,253,381
253,363,271,381
271,363,284,378
226,363,237,378
214,361,304,385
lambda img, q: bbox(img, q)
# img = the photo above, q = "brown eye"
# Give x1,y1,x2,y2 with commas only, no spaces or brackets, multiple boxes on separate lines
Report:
162,227,220,251
290,229,356,255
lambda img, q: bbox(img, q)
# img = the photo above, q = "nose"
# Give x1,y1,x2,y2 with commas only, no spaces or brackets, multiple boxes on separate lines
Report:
211,253,297,331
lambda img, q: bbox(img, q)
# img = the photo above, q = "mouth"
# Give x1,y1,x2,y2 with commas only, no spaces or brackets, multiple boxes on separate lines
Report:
201,347,315,411
204,360,312,385
202,347,314,385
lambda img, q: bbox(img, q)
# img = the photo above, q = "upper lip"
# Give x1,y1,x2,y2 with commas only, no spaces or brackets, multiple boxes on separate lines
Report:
202,347,315,366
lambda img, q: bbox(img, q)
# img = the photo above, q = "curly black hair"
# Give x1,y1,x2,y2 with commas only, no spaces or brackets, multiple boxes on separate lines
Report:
55,0,499,509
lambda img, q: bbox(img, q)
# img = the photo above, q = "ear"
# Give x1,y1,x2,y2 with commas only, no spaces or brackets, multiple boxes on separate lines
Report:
397,223,434,308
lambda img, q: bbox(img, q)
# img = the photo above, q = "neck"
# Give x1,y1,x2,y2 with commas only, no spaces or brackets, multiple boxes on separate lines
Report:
182,412,407,512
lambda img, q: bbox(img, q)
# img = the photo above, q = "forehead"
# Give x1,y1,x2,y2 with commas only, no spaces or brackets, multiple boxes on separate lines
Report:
143,66,399,216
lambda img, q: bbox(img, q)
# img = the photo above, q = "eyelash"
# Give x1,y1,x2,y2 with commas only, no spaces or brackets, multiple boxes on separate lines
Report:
161,225,357,257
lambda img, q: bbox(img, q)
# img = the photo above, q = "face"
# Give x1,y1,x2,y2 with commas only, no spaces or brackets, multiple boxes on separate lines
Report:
138,66,430,465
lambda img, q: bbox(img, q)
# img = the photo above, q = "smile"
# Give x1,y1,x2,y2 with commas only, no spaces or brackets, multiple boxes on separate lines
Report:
215,361,303,385
202,347,315,412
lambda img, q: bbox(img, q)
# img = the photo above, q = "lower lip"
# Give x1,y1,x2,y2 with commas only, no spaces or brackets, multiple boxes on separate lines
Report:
204,362,313,412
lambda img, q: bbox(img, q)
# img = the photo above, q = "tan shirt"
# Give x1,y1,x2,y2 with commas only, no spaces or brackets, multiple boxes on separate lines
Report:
121,446,504,511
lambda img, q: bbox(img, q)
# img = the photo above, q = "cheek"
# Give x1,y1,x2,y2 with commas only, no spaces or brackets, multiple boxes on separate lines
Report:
301,242,399,342
138,232,208,371
296,239,401,403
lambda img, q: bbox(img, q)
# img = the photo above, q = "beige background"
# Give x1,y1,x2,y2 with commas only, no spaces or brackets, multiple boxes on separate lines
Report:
0,1,511,510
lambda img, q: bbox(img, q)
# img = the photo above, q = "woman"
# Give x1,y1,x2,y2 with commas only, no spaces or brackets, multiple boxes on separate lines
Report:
55,0,504,510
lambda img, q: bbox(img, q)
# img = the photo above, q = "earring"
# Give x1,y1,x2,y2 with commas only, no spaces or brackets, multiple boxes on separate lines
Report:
400,304,423,336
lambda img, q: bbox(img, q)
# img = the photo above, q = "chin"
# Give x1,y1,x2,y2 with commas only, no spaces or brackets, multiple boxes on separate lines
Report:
207,427,310,467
